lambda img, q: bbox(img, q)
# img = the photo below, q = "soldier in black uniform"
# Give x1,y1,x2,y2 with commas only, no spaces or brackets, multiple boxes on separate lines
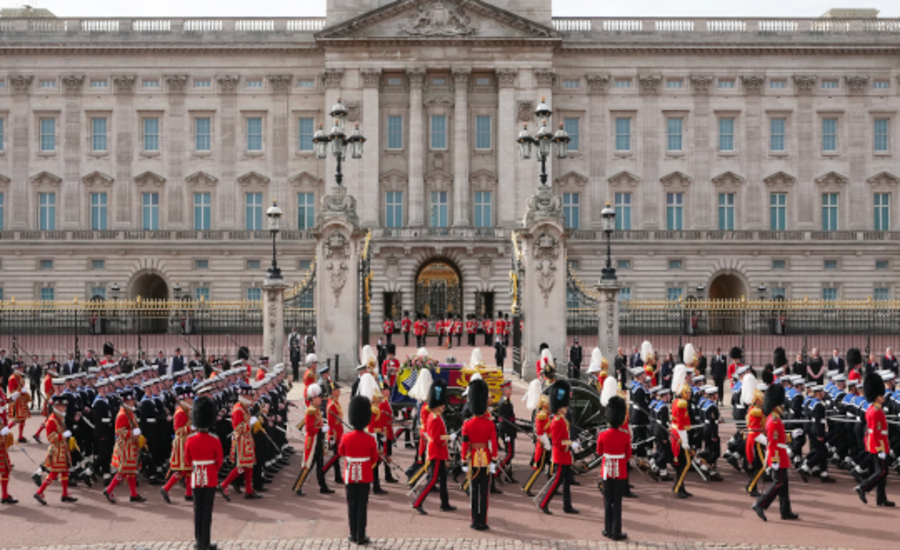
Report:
139,379,164,484
495,380,517,483
629,367,651,459
92,379,115,483
647,387,672,482
799,384,835,483
699,386,723,481
569,339,583,379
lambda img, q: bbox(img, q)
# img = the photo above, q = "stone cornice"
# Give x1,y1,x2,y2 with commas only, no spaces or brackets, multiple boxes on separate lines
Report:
558,45,900,56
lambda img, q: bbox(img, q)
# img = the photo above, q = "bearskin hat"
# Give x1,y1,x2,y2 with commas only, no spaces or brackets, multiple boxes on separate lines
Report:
762,369,774,386
762,384,785,416
864,373,886,403
539,342,549,352
847,348,863,367
467,379,489,417
428,378,449,410
238,346,250,361
387,342,396,355
730,346,743,360
103,342,115,356
191,395,216,431
606,395,627,429
773,347,787,368
349,395,372,431
548,380,571,414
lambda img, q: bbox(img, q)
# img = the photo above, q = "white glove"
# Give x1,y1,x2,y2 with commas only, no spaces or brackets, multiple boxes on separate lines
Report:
0,427,8,437
322,424,329,434
132,428,141,437
449,433,457,442
249,416,259,426
791,429,803,439
504,436,511,443
462,465,469,473
771,462,780,471
754,434,768,446
571,441,582,452
490,463,497,474
879,452,887,459
678,430,689,450
539,434,551,451
63,430,72,439
9,392,19,401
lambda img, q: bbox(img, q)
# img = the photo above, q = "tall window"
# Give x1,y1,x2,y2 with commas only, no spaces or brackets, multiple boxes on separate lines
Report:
474,191,492,227
247,117,262,151
195,287,210,302
40,287,55,302
822,118,837,152
143,117,159,152
297,192,315,230
246,192,263,230
822,287,837,301
430,191,448,227
666,117,683,152
194,192,211,230
430,115,447,149
771,287,787,299
563,193,580,229
39,192,55,230
298,117,314,151
718,117,734,151
874,118,890,152
142,192,159,230
615,117,631,151
40,117,56,152
195,117,211,151
614,192,631,230
718,193,735,230
770,117,786,152
618,287,632,301
875,288,890,301
822,193,838,231
385,191,404,228
563,118,579,151
387,116,403,150
91,117,107,152
90,287,107,300
247,287,262,302
770,193,786,231
475,115,492,150
666,192,683,230
667,287,683,301
90,192,107,230
875,193,890,231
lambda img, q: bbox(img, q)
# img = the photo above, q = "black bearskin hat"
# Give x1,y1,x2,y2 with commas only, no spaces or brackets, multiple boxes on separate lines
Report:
539,342,549,352
762,384,785,416
191,395,216,431
762,369,774,386
773,347,787,368
238,346,250,360
387,343,396,355
103,342,115,356
548,380,571,414
428,378,449,410
349,395,372,431
606,395,626,428
404,310,409,316
864,373,886,403
730,346,743,360
467,379,489,417
847,348,863,367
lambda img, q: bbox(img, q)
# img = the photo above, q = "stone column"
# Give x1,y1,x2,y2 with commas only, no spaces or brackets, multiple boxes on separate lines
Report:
794,76,815,229
407,68,426,226
360,69,382,227
596,278,621,367
496,69,517,227
638,75,661,229
218,75,239,229
262,277,289,366
113,75,137,228
269,75,292,218
519,186,567,381
10,75,33,229
690,75,714,230
165,74,188,229
586,74,609,229
315,185,366,379
61,75,84,230
452,68,470,226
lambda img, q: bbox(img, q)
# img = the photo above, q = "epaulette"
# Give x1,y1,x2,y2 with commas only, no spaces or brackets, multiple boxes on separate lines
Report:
749,407,763,418
677,399,688,409
306,406,318,415
536,411,547,421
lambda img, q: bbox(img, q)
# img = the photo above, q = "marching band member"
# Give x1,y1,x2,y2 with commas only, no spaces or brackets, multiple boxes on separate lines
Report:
412,378,456,514
0,387,17,504
7,361,31,443
103,387,145,503
495,380,516,483
218,382,261,501
751,384,799,522
357,373,389,495
160,386,195,503
327,382,345,485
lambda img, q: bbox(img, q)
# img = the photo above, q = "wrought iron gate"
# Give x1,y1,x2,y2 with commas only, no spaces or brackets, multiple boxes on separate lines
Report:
359,231,372,348
510,232,524,377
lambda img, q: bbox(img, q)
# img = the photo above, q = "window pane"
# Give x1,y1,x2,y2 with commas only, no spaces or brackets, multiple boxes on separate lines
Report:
563,118,579,151
0,192,4,229
719,117,734,151
614,192,631,230
875,193,890,231
563,193,580,229
39,192,56,230
92,118,107,152
875,288,890,301
615,117,631,151
387,116,403,150
297,192,315,230
474,191,492,228
475,116,492,150
246,192,262,230
386,191,403,228
247,287,262,301
821,193,838,231
142,192,159,230
40,118,55,151
431,115,447,149
822,118,837,152
667,287,682,301
194,192,210,230
298,118,314,151
770,118,785,151
143,118,159,151
195,287,210,302
667,118,683,151
40,287,55,301
195,117,211,151
90,192,107,230
0,118,4,152
874,118,889,152
822,288,837,301
247,117,262,151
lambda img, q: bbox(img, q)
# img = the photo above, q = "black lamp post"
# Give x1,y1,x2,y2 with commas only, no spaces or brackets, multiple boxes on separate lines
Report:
266,200,283,280
758,282,767,298
313,98,366,186
516,97,571,185
601,202,617,281
172,281,182,300
110,282,120,301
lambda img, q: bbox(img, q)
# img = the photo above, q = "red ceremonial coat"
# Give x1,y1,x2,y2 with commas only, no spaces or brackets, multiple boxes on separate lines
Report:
866,403,889,455
43,411,71,473
7,373,30,423
533,409,550,464
111,407,140,475
0,391,11,478
669,398,691,459
168,405,193,472
765,413,789,467
596,427,632,480
548,414,573,465
461,415,497,467
383,319,394,335
745,405,764,463
426,412,450,461
379,401,394,442
327,399,344,445
185,431,223,488
401,318,412,333
382,358,399,388
230,402,256,468
338,430,379,484
304,405,324,463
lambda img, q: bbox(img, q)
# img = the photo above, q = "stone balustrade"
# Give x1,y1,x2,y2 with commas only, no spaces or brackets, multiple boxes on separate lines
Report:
552,17,900,35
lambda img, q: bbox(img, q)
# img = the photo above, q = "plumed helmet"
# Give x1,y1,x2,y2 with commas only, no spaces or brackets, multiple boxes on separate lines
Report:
864,372,886,403
349,395,372,431
590,347,602,368
671,364,688,395
540,348,554,365
191,395,217,431
523,378,543,411
467,379,489,417
640,341,655,363
683,343,697,365
741,372,758,406
548,380,571,414
847,348,862,367
773,347,788,368
428,378,449,410
306,353,318,364
357,373,378,400
762,369,774,386
361,345,377,366
306,383,322,399
762,384,786,416
600,376,619,407
470,348,484,367
409,368,433,402
238,346,250,361
469,372,483,383
103,342,115,356
606,395,627,429
730,346,743,360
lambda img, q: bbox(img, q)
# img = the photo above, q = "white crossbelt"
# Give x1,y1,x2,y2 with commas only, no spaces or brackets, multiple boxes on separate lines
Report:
604,454,626,459
192,460,215,466
345,457,368,463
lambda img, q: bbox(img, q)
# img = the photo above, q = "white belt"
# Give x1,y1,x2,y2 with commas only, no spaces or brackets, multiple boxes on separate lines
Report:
146,419,157,423
101,418,111,423
881,430,889,435
604,454,625,459
777,444,789,449
345,457,368,463
193,460,215,466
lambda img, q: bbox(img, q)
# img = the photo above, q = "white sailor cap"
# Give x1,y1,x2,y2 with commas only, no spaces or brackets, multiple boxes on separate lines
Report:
629,367,645,377
658,388,671,396
704,386,718,395
773,367,784,376
649,385,661,395
810,384,825,392
881,372,896,382
832,374,847,382
791,376,805,385
847,380,859,387
826,370,839,379
736,366,750,377
756,383,768,391
691,375,705,383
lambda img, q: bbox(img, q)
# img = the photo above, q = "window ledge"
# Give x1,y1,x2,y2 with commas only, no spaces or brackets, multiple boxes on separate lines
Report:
874,152,893,157
37,151,57,157
821,152,841,158
717,151,737,157
385,149,405,155
140,151,161,158
244,151,264,158
613,151,633,158
0,151,6,157
295,151,315,158
769,151,790,158
88,152,109,158
473,149,493,155
666,151,686,157
192,152,212,158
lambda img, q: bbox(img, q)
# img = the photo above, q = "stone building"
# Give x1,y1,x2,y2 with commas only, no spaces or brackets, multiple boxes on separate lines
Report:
0,0,898,322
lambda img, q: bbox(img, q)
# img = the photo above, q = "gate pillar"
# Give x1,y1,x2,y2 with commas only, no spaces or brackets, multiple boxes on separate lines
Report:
262,278,289,365
596,278,621,371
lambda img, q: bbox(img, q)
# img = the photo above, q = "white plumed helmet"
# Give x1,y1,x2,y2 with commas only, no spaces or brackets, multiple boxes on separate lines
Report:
683,343,697,365
523,378,543,411
409,368,433,402
600,376,618,407
741,372,758,406
470,348,483,367
640,341,655,363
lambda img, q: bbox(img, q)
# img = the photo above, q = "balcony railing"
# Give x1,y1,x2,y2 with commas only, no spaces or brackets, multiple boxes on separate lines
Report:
0,229,316,241
0,17,326,37
552,17,900,35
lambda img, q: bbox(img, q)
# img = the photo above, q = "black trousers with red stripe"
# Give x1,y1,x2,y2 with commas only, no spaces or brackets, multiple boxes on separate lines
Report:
470,467,490,527
755,468,793,517
496,437,515,478
414,460,449,509
539,463,572,511
860,454,888,504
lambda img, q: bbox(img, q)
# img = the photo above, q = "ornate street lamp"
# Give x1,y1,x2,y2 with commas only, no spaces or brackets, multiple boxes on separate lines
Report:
172,281,182,300
601,202,617,281
313,98,366,186
516,97,570,186
758,282,767,297
110,282,120,301
266,200,283,280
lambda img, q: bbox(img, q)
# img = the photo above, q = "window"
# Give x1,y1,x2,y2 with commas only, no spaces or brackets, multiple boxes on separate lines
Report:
614,192,631,230
874,80,890,90
38,192,55,230
90,79,107,89
387,77,403,87
40,259,53,270
614,79,632,89
666,192,683,230
617,260,631,270
246,117,262,151
666,118,683,151
771,287,787,299
143,117,159,152
875,287,890,301
718,193,735,230
667,287,683,301
476,77,491,87
822,118,837,152
195,287,210,302
430,115,447,149
91,117,107,152
0,118,4,152
195,117,211,152
822,287,838,301
618,287,632,301
615,117,631,151
874,118,890,152
770,118,786,152
824,260,838,270
246,192,263,230
194,192,211,230
566,289,579,309
195,260,209,270
822,193,838,231
92,259,105,270
297,79,315,88
39,117,56,152
432,78,446,86
474,191,492,228
562,79,580,89
142,193,159,230
40,287,55,301
475,116,492,150
430,191,448,228
718,117,735,151
876,260,889,270
90,192,107,230
875,193,890,231
385,191,403,228
298,118,314,152
0,192,3,229
769,80,786,89
142,79,159,88
669,260,683,270
770,193,786,231
39,80,56,89
773,259,786,270
299,260,312,272
297,192,315,230
247,287,262,301
563,118,579,151
821,80,839,89
0,288,3,301
718,79,735,89
387,116,403,150
194,79,211,88
247,260,261,270
666,79,683,89
246,79,263,88
563,193,580,229
90,287,107,300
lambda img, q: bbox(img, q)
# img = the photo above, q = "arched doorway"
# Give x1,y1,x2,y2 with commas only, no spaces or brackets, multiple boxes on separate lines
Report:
415,260,462,319
130,272,169,300
707,272,747,334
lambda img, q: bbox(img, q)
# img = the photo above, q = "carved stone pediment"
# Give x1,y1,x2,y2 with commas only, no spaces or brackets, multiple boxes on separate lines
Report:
424,95,454,107
10,75,34,94
217,75,240,93
378,170,408,191
291,171,325,188
815,171,849,186
844,75,870,93
763,171,796,186
660,171,693,187
867,171,900,186
268,74,292,93
133,171,166,187
585,74,610,94
711,171,745,187
792,74,818,94
690,75,714,93
469,169,497,190
425,170,452,188
61,75,85,94
554,171,588,188
608,171,640,188
164,75,189,93
81,171,114,187
237,171,270,186
29,171,62,186
638,75,662,95
185,171,218,187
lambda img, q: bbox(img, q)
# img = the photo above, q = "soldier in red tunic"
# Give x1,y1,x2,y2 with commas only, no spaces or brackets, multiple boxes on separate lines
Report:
339,395,380,545
401,310,412,347
538,380,579,514
0,388,17,504
34,395,77,505
161,386,195,503
855,372,895,507
357,374,389,495
381,345,400,389
466,314,477,347
412,378,456,514
751,384,799,521
742,374,766,497
326,382,345,485
596,395,631,541
103,387,146,503
669,364,693,499
522,379,551,496
482,316,493,347
185,394,224,550
378,384,399,484
294,382,334,495
383,317,395,346
218,382,262,500
7,361,31,443
461,378,498,530
32,365,58,444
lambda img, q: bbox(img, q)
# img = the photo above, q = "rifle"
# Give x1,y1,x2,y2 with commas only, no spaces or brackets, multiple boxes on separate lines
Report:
181,335,201,357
